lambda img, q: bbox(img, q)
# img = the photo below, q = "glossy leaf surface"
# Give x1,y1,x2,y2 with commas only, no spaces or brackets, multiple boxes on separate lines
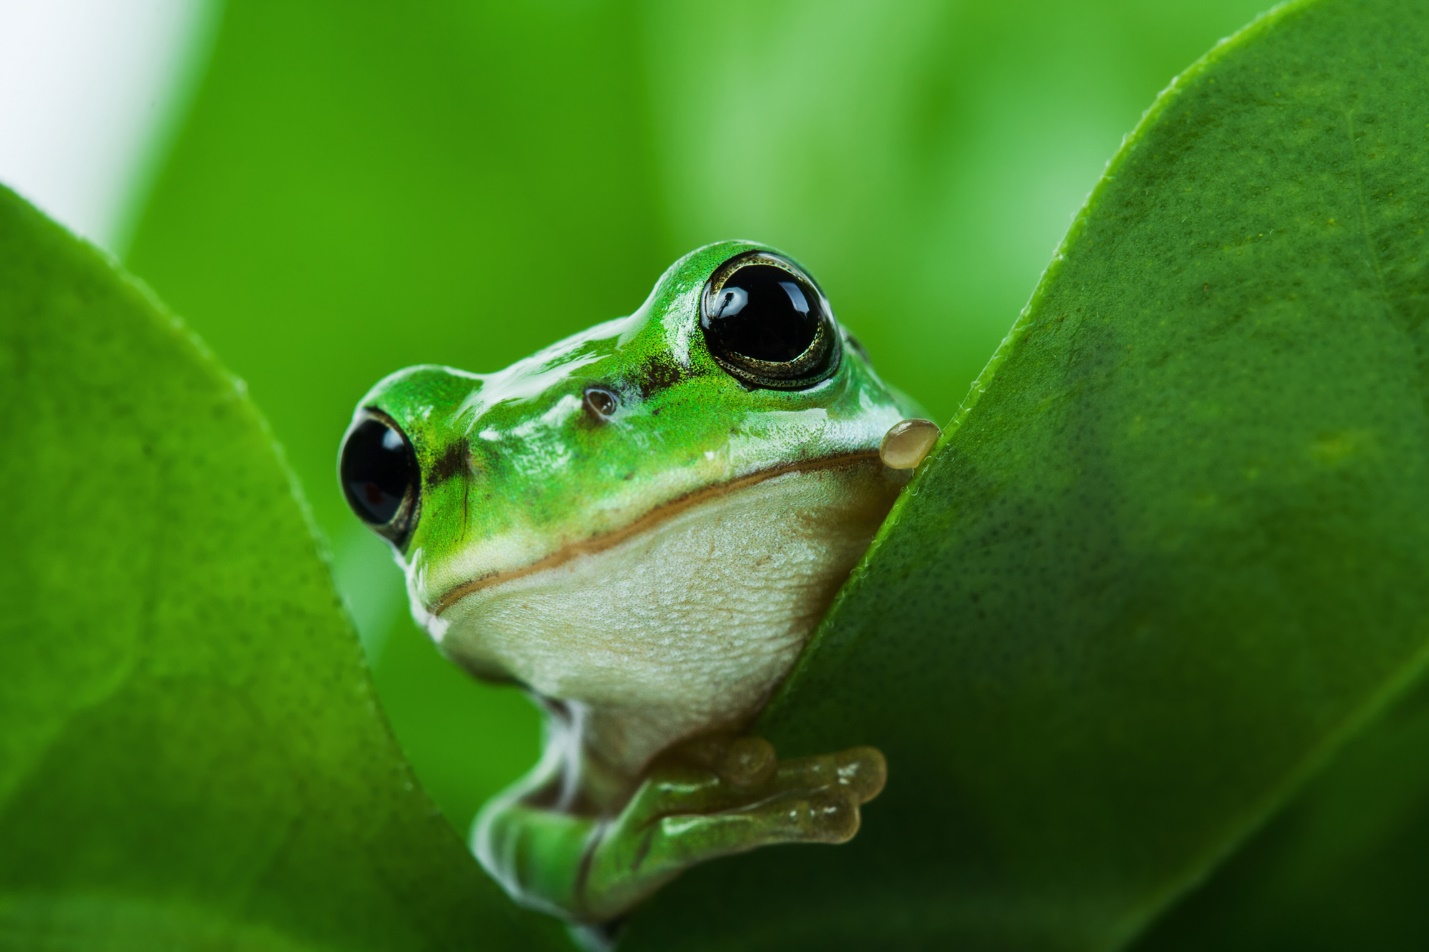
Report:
625,0,1429,947
0,187,566,951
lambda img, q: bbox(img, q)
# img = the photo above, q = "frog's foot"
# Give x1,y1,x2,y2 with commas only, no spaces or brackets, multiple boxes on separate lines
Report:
577,739,885,921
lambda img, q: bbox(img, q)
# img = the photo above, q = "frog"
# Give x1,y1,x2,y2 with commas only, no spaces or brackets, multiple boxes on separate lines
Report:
337,240,940,927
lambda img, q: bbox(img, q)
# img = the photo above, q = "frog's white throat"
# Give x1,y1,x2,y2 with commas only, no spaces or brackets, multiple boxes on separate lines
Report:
422,461,901,778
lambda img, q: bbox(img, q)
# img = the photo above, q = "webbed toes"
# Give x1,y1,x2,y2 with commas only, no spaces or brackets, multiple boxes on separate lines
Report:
577,739,887,920
626,736,886,849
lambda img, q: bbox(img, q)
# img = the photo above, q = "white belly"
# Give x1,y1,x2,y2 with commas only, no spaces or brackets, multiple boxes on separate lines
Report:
432,461,901,775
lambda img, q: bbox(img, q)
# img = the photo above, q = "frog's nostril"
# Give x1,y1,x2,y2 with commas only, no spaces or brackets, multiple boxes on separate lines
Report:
582,386,620,422
339,410,419,547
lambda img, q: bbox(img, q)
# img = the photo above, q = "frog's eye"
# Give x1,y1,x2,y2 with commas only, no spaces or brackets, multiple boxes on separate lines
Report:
339,410,419,547
700,250,841,390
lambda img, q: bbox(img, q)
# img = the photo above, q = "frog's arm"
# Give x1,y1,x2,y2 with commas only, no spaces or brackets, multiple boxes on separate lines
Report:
475,739,886,923
473,743,597,918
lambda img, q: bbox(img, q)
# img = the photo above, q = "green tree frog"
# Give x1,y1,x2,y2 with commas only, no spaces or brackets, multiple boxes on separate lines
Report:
338,241,937,925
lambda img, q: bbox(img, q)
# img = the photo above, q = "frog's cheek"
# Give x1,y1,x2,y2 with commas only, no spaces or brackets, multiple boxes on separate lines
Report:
402,547,525,688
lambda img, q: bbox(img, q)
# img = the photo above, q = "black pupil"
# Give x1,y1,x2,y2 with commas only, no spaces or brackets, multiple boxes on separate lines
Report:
704,264,821,362
341,417,415,526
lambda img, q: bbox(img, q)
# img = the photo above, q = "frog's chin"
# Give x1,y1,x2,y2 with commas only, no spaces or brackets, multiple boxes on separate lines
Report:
418,455,904,776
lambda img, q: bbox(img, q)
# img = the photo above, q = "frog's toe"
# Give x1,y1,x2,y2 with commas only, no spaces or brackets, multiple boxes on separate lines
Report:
667,733,778,787
651,785,858,857
836,745,887,803
718,735,778,787
775,787,862,843
770,744,887,805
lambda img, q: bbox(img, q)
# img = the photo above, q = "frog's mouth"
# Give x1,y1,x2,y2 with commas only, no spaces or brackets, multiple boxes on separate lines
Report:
426,450,890,617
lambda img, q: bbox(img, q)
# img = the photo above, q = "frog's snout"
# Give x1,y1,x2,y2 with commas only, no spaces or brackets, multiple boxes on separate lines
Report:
340,409,420,548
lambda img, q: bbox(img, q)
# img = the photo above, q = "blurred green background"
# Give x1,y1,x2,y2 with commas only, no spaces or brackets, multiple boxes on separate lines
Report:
82,0,1275,834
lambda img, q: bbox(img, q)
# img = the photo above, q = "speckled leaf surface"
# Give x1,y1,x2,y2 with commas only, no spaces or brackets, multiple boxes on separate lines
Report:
625,0,1429,948
0,187,567,950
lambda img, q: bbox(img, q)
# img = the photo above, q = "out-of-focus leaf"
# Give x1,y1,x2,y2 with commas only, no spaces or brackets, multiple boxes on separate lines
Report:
625,0,1429,948
0,186,567,951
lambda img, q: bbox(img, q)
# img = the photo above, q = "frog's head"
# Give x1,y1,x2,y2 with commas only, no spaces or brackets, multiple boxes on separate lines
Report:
339,241,929,768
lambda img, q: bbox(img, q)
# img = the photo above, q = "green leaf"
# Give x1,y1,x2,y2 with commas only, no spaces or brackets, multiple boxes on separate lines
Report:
0,187,567,950
625,0,1429,948
1134,672,1429,950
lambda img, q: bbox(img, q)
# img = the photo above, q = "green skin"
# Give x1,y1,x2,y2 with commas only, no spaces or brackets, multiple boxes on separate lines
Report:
348,240,920,923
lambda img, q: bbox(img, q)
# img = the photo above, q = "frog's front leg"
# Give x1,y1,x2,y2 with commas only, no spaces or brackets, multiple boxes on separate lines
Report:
474,737,886,923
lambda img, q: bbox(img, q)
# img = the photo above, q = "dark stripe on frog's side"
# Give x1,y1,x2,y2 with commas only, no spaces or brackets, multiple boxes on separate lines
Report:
424,441,475,542
427,442,471,488
633,352,691,399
